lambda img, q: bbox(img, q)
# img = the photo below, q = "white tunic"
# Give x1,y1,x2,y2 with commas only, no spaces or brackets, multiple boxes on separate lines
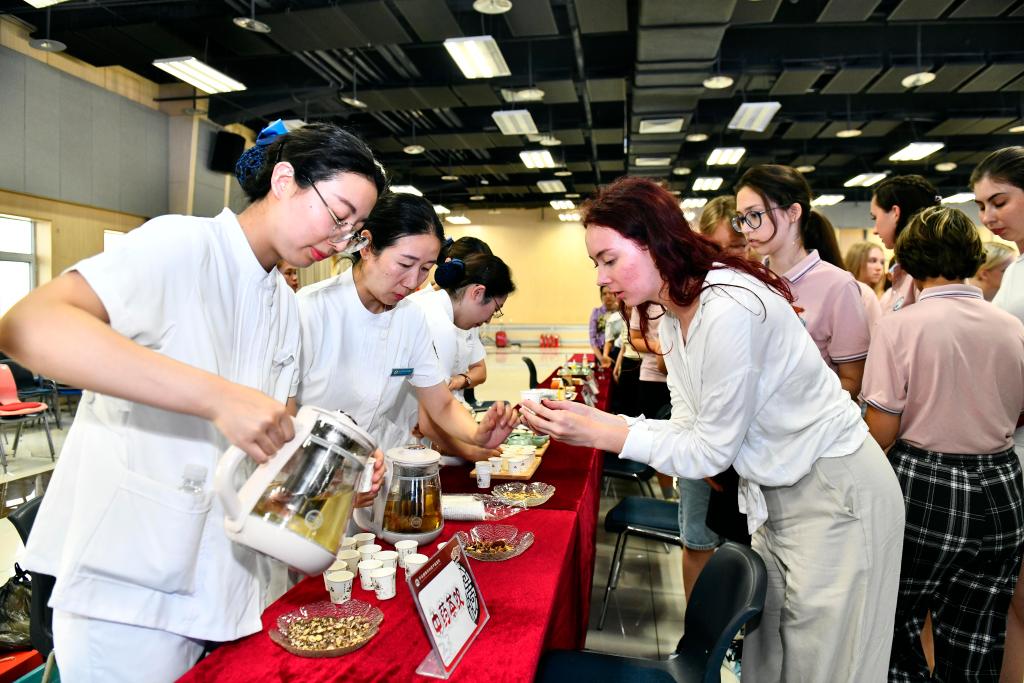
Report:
295,269,445,449
618,267,868,533
23,209,300,641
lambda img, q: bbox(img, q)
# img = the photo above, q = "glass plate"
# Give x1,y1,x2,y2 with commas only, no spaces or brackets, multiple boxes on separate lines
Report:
269,600,383,658
455,524,535,562
491,482,556,508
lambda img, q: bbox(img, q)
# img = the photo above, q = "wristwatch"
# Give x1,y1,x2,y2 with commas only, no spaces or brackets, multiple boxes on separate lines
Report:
460,373,473,388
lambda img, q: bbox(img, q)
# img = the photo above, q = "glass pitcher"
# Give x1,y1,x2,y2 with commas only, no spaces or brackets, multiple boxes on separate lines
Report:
382,447,444,538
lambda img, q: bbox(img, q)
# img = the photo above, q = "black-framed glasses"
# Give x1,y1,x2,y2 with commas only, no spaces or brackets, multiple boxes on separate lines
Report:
303,176,368,252
730,206,781,233
491,300,505,319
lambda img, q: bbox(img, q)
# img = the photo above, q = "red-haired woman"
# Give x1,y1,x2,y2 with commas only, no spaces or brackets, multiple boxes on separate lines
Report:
521,177,905,682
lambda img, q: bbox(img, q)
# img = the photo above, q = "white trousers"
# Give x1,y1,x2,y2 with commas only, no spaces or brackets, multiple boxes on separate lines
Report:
53,610,206,683
743,437,905,682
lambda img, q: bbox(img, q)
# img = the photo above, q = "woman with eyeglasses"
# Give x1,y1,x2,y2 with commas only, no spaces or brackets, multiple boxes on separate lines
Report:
735,164,871,399
0,122,388,682
393,252,516,463
870,175,942,315
519,177,904,682
294,192,517,468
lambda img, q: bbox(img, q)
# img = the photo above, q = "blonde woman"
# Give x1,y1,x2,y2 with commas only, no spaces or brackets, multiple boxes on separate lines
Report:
969,241,1016,301
697,195,748,258
845,241,885,328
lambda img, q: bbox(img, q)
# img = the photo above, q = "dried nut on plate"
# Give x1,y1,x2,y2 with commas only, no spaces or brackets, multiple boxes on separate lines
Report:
465,539,515,555
498,490,546,501
283,616,375,651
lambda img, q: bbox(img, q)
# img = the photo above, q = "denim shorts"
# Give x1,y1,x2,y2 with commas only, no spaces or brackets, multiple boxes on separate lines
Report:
678,477,722,551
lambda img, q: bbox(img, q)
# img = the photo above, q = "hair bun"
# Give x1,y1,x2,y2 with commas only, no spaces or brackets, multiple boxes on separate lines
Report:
434,258,465,289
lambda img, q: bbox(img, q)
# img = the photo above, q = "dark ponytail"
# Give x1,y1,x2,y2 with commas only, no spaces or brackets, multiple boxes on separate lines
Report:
435,236,493,286
804,211,844,267
871,174,940,237
436,253,515,301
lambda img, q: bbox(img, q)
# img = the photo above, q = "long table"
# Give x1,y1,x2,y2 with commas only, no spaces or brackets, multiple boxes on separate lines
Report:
179,368,609,682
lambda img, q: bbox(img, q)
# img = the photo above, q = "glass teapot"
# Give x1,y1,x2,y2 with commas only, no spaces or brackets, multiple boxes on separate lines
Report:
356,446,444,545
214,406,375,574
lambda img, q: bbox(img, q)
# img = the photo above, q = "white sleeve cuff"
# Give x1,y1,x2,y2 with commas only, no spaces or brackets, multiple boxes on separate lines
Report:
620,424,655,465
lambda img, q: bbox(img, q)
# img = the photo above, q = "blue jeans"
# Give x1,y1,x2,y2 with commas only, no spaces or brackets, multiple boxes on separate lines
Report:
677,478,721,551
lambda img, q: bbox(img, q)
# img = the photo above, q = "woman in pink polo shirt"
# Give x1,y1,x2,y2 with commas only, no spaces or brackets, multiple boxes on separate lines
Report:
735,164,871,398
870,175,941,315
844,241,884,328
861,205,1024,682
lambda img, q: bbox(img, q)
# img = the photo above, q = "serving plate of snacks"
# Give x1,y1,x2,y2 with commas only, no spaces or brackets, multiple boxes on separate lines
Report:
455,524,534,562
269,600,383,658
491,482,556,508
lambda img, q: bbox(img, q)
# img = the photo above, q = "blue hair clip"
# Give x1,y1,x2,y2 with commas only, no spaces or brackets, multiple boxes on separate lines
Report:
235,119,290,189
256,119,289,146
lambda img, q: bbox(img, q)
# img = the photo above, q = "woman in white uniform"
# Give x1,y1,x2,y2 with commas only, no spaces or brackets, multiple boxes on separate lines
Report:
0,123,387,683
521,177,905,682
404,253,516,462
295,192,516,460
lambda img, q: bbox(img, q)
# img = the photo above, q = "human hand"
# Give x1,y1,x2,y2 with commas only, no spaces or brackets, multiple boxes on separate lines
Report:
519,399,626,448
474,401,519,450
354,448,386,508
704,476,724,493
600,355,612,369
210,382,294,464
613,363,622,381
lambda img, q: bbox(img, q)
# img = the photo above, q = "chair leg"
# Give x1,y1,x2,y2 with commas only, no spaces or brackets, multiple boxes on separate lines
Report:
42,413,55,461
598,531,628,630
50,389,63,430
12,422,23,455
0,436,7,474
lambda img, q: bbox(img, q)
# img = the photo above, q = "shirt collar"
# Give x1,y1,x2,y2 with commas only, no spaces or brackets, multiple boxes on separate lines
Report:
783,249,821,283
917,283,984,301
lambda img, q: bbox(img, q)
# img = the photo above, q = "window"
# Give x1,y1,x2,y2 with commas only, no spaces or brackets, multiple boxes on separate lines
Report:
0,215,34,316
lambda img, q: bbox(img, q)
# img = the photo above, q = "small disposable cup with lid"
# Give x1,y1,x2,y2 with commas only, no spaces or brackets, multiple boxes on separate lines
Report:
357,560,382,590
325,570,354,604
374,550,399,570
371,567,397,600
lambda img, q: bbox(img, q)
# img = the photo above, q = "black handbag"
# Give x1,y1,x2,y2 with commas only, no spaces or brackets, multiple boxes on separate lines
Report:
0,563,33,651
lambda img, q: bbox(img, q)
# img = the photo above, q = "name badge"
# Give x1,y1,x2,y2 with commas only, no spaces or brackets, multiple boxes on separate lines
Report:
391,367,414,377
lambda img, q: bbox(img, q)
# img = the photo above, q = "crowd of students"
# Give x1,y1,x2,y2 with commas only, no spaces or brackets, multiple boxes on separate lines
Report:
524,146,1024,682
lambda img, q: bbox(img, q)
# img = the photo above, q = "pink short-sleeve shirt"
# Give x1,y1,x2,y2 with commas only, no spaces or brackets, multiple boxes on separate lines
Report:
879,264,918,316
856,281,882,332
861,284,1024,454
783,250,871,372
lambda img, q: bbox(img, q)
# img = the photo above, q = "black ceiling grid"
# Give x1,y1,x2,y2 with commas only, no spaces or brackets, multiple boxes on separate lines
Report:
1,0,1023,208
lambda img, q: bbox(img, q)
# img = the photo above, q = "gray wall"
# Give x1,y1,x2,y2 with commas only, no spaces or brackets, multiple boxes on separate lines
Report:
0,45,168,218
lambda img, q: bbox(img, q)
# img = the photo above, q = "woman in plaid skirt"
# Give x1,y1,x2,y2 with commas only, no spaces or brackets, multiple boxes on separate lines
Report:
862,205,1024,681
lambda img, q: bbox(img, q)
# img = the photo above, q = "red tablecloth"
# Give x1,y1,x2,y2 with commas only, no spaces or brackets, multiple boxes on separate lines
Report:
179,365,610,683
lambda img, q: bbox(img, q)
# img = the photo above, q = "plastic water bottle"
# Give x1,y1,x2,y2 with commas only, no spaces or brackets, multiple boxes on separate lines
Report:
179,464,208,495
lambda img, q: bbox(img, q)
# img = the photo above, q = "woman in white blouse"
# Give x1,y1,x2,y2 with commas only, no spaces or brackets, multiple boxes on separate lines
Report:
522,177,905,682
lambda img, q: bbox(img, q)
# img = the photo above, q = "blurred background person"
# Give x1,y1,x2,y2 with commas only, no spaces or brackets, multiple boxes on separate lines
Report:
844,241,885,328
969,241,1017,302
276,260,300,292
589,285,617,368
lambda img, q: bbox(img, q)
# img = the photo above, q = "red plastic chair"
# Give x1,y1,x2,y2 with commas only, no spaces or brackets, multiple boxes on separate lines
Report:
0,364,55,473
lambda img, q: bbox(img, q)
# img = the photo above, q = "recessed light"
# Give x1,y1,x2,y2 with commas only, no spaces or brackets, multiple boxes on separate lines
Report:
934,162,957,172
634,157,673,167
706,147,746,166
901,71,936,89
473,0,513,14
538,136,561,147
796,165,816,173
702,75,734,90
441,175,460,181
550,200,575,210
835,128,862,138
844,172,889,188
728,101,781,133
233,16,271,34
1009,124,1024,134
444,35,511,79
446,215,472,225
554,170,572,177
519,150,557,169
889,142,945,162
340,95,368,109
941,193,975,204
680,198,708,209
433,205,451,214
811,194,845,207
565,193,580,198
492,110,538,135
470,194,486,201
692,177,724,191
672,167,692,176
153,56,246,94
501,87,545,103
558,212,581,222
403,144,425,155
639,118,685,134
685,133,709,142
537,180,567,193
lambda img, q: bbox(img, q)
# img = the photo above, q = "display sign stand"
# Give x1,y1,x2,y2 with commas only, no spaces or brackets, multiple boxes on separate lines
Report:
408,536,490,679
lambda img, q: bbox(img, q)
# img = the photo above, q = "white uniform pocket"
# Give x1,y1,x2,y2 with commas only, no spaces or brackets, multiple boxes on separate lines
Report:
77,469,212,595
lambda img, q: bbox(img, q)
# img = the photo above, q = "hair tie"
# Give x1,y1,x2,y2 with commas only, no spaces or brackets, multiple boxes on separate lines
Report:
234,119,291,189
434,257,466,289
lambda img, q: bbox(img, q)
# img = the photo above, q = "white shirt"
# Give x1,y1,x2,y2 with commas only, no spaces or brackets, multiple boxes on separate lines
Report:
23,209,300,641
619,267,868,533
295,269,445,449
604,311,626,350
994,252,1024,456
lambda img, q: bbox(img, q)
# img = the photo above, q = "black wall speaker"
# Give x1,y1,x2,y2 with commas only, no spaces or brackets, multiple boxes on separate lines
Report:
208,130,246,174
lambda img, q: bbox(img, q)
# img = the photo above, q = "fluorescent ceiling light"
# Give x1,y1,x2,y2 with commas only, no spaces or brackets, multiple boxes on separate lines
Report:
519,150,556,169
889,142,945,162
403,144,425,155
811,194,845,207
844,172,889,188
152,56,246,94
390,185,423,196
796,165,816,173
565,193,581,198
554,170,572,177
470,195,485,201
941,193,975,204
444,35,511,79
639,118,685,134
672,166,692,176
537,180,567,193
835,128,862,138
692,177,724,191
706,147,746,166
728,101,781,133
23,0,73,7
634,157,673,167
492,109,538,135
934,162,957,172
441,175,460,181
685,133,709,142
433,205,451,215
446,215,472,225
550,200,575,210
680,198,708,209
703,75,734,90
901,71,936,89
558,212,581,222
501,87,544,103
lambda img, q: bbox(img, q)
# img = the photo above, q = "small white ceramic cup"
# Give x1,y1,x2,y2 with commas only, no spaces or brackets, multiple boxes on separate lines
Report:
358,543,382,562
357,559,382,590
404,553,429,575
322,560,348,589
395,539,418,568
325,570,354,604
352,532,376,548
371,567,397,600
374,550,399,570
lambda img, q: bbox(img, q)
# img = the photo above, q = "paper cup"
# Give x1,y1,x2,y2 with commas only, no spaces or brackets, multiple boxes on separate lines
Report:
322,560,348,589
404,553,428,575
374,550,399,570
476,461,492,488
325,570,354,604
371,567,397,600
487,456,503,473
352,532,376,548
337,549,361,576
395,540,418,568
358,543,382,562
339,536,358,552
357,560,382,590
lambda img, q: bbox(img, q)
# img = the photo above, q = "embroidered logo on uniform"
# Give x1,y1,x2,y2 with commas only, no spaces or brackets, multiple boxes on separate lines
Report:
893,296,905,311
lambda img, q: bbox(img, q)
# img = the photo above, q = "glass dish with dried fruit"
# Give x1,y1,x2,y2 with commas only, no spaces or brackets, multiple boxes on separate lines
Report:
455,523,535,562
491,482,555,508
269,600,384,657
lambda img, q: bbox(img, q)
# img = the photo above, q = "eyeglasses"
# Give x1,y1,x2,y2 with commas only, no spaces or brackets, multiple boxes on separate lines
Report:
730,206,782,233
303,176,368,252
491,300,505,319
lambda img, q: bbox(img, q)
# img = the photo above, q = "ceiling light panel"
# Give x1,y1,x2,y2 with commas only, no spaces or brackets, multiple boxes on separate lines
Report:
558,212,581,222
550,200,576,210
639,118,685,134
519,150,556,169
444,35,512,79
537,180,567,193
152,57,246,94
727,102,781,132
889,142,945,162
810,194,845,206
390,185,423,196
500,87,545,103
446,215,472,225
680,198,708,209
433,205,451,214
941,193,975,204
706,147,746,165
634,157,673,167
843,173,889,187
492,109,538,135
692,177,724,191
